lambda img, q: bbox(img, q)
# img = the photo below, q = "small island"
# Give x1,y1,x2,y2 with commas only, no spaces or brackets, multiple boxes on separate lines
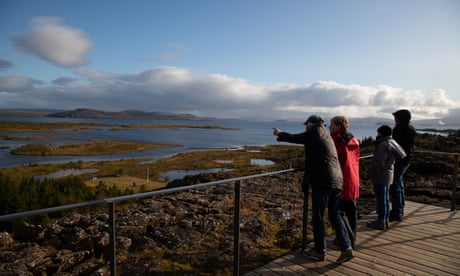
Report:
10,140,179,156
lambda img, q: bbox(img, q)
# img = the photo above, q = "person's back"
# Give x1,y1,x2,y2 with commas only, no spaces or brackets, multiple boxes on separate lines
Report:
273,115,353,264
276,121,343,192
393,123,416,164
340,134,360,199
330,116,360,247
368,135,396,185
303,126,343,191
368,125,406,230
390,109,416,221
330,116,360,200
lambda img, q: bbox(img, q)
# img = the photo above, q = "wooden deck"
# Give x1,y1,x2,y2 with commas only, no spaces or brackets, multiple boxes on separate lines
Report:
245,201,460,275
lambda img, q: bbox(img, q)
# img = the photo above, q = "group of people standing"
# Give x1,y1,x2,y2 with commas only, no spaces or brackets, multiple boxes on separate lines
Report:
272,109,416,264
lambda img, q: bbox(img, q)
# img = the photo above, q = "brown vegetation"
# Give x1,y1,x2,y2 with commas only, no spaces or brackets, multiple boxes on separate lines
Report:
10,140,178,156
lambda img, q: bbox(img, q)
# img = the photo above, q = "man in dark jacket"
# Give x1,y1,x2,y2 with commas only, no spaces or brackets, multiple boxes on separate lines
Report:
273,115,353,264
389,109,416,221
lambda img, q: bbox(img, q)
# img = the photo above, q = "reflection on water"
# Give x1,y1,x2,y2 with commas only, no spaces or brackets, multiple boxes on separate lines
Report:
35,168,99,181
4,116,453,169
161,159,275,182
161,168,233,182
250,159,275,166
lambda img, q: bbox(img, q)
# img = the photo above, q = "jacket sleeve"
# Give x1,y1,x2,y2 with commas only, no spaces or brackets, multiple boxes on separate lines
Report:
368,143,389,182
277,132,307,145
389,139,407,159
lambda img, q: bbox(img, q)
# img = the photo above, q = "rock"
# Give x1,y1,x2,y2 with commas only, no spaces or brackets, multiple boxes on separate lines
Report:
0,231,14,248
5,170,451,274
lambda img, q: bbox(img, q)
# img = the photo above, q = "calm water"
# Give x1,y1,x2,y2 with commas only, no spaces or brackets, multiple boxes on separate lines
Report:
0,116,456,168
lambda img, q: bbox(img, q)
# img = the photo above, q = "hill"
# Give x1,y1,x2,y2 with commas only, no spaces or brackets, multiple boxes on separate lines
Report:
46,108,214,120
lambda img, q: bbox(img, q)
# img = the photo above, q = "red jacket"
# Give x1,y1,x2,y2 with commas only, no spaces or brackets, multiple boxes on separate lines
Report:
331,131,360,200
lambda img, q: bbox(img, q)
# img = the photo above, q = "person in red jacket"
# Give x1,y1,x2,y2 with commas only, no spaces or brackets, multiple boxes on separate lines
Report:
330,116,360,248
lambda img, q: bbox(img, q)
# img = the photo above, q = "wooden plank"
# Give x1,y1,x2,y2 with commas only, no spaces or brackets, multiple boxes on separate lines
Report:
245,201,460,276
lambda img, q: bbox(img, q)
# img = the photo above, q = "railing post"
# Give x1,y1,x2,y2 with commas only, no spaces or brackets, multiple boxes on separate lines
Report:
109,202,117,276
233,180,241,276
451,155,458,211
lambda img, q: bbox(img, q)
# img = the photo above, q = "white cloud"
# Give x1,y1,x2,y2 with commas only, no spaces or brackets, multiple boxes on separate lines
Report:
0,67,459,121
428,89,457,107
0,75,36,92
12,17,92,68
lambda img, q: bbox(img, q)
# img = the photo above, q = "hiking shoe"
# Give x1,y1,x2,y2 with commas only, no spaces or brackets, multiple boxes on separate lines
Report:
336,249,354,264
302,248,326,261
367,220,386,230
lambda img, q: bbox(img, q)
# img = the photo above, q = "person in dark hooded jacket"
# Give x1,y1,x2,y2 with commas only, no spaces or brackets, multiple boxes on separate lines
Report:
389,109,416,221
273,115,353,264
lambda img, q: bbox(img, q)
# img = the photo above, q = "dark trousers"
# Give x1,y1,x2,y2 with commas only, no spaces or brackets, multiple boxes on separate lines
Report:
341,199,357,245
311,188,352,253
374,184,390,223
390,160,409,217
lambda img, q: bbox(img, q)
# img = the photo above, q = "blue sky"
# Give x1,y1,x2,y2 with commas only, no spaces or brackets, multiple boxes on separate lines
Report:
0,0,459,122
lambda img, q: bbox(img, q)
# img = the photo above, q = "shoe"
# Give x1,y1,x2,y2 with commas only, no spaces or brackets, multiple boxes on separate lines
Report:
385,221,389,229
336,249,354,264
302,248,326,261
367,220,386,230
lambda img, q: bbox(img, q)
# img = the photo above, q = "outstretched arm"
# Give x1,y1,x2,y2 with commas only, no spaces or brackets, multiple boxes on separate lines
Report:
273,128,307,145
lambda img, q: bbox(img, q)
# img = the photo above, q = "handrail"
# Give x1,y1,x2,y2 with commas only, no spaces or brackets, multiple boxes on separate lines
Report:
0,168,296,276
0,168,295,222
414,150,459,211
362,150,459,211
0,150,458,275
415,149,460,156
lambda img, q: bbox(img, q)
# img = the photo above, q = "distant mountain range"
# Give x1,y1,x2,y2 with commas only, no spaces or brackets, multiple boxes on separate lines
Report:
0,108,215,120
0,108,458,126
45,108,215,120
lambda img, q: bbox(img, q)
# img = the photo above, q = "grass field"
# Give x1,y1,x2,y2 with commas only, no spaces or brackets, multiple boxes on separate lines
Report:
85,175,167,193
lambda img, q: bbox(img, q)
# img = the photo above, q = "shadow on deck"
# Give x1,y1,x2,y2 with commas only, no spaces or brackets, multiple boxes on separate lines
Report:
246,201,460,275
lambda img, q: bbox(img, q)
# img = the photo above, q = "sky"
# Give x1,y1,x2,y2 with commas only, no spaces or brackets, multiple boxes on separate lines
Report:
0,0,459,122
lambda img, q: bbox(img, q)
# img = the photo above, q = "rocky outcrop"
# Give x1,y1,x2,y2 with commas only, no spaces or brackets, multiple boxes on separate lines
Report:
0,172,307,275
1,170,455,275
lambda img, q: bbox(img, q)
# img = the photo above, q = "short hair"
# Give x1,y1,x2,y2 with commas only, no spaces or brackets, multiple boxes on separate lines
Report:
377,125,392,136
330,116,349,130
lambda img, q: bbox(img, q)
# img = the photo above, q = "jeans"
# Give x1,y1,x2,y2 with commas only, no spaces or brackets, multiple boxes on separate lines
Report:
373,184,390,223
341,199,357,245
390,160,409,217
311,188,351,253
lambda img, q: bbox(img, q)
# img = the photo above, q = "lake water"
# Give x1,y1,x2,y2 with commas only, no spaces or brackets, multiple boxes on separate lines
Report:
35,168,99,181
0,116,457,169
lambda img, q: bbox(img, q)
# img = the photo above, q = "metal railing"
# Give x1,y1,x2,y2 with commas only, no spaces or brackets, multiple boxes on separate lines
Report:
0,168,296,276
414,150,459,211
361,150,459,211
0,150,458,275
